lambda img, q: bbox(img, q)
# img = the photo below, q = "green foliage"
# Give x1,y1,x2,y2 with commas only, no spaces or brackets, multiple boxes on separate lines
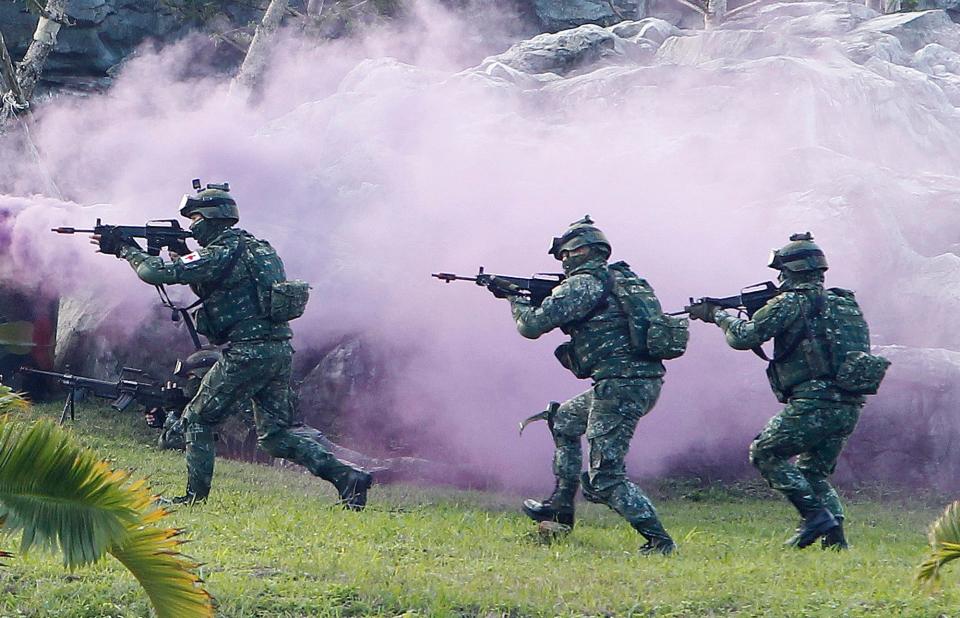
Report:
0,385,27,414
917,500,960,588
0,412,212,617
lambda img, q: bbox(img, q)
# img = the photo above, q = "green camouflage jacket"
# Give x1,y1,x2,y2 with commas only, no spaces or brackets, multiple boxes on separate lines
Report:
118,228,291,345
510,257,665,380
714,282,863,403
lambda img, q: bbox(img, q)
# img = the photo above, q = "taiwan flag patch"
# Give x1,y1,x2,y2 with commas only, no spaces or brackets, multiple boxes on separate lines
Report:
180,252,203,265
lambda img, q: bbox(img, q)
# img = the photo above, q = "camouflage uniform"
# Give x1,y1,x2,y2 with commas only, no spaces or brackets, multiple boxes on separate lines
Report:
117,225,368,503
690,233,879,548
713,283,865,522
511,252,674,550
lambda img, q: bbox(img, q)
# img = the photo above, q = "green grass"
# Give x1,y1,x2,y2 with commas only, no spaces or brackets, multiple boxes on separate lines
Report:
2,403,958,617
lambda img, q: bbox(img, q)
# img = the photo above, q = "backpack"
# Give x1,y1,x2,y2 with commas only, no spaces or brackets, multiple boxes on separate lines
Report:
608,262,689,361
820,288,889,395
242,235,311,323
773,288,889,397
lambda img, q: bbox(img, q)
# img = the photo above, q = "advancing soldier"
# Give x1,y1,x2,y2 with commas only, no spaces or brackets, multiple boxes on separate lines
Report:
505,216,685,555
686,233,889,549
94,181,372,508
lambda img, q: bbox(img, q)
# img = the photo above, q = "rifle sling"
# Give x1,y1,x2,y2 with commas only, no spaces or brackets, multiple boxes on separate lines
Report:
182,238,247,311
759,290,825,366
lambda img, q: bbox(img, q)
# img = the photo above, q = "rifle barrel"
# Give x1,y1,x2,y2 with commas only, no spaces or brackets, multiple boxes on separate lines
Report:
51,227,95,234
431,273,476,283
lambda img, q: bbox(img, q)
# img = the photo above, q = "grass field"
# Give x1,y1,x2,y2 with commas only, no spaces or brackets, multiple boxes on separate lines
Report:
2,403,958,617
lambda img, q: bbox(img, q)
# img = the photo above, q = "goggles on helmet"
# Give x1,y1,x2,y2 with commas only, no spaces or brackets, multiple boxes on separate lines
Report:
767,247,826,270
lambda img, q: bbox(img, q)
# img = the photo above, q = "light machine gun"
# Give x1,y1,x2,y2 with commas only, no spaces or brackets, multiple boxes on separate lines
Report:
19,366,189,425
432,267,565,306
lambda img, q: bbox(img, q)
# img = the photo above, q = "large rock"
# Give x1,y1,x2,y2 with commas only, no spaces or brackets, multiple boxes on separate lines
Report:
838,346,960,491
533,0,647,32
481,24,645,76
854,9,960,52
0,0,262,93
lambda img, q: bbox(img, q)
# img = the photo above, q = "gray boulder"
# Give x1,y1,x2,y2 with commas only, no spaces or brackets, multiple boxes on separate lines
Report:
854,9,960,53
656,29,799,65
482,24,634,76
533,0,647,32
839,346,960,491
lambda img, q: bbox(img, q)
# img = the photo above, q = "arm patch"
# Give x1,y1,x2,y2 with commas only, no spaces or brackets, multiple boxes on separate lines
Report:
180,252,205,267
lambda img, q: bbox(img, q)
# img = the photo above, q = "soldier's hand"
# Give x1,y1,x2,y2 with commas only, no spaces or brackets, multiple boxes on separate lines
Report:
92,229,134,256
487,276,521,300
686,301,720,323
144,407,167,429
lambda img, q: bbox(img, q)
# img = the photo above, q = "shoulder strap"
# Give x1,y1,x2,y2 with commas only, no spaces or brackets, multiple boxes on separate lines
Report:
753,290,824,364
185,237,247,310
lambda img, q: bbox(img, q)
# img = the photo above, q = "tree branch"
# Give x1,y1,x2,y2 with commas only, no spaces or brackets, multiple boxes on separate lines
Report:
604,0,627,21
0,32,26,107
726,0,766,18
666,0,707,15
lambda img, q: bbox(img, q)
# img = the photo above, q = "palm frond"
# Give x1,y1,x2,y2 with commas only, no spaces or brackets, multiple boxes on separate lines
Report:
0,418,142,565
917,500,960,588
0,417,214,616
0,385,28,414
109,499,214,618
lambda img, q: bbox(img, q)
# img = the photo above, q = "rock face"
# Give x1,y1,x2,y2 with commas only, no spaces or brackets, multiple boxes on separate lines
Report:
533,0,647,31
479,17,679,77
839,346,960,491
0,1,183,91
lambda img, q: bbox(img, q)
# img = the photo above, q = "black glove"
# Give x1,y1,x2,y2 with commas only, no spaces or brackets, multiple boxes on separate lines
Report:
144,407,167,429
686,301,720,323
97,228,137,257
486,276,520,300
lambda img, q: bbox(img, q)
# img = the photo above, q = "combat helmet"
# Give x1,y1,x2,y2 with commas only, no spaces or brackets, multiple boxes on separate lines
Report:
548,215,611,260
768,232,828,272
173,347,221,379
178,179,239,223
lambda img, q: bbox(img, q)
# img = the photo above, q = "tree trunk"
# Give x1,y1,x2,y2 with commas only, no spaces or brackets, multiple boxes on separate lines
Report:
866,0,901,12
15,0,68,104
306,0,325,16
231,0,289,97
704,0,727,29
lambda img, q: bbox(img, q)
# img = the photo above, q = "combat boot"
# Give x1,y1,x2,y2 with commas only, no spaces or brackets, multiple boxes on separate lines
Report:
333,469,373,511
632,518,676,556
785,508,838,549
522,479,577,527
821,518,849,551
157,490,207,506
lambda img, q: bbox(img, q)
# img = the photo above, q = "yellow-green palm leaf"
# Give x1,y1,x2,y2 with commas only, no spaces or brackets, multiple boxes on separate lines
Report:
0,385,27,414
0,417,143,565
0,417,213,617
110,499,213,618
917,500,960,588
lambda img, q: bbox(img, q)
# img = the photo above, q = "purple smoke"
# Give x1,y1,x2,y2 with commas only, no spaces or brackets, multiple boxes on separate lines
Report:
3,1,960,491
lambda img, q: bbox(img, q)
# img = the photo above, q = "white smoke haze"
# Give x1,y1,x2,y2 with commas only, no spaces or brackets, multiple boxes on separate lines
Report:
3,1,960,489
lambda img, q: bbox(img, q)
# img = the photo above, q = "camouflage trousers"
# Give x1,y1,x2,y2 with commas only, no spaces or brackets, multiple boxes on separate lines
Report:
749,398,863,518
552,377,663,526
181,340,361,498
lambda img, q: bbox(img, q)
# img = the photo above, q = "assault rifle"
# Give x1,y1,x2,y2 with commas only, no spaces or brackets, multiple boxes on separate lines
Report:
19,366,188,425
52,218,192,256
673,281,780,319
432,267,565,306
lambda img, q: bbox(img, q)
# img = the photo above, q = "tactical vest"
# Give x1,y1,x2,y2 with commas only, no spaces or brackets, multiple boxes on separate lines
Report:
556,262,667,380
191,230,293,344
767,287,887,401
